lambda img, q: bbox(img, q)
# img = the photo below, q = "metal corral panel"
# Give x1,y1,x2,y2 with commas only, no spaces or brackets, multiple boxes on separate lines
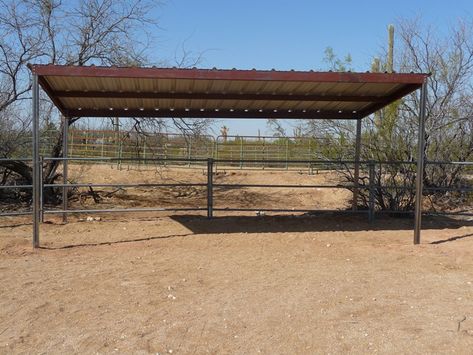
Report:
29,64,428,119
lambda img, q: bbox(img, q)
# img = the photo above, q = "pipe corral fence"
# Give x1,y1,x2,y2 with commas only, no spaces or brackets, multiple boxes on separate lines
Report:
37,129,355,172
1,156,472,227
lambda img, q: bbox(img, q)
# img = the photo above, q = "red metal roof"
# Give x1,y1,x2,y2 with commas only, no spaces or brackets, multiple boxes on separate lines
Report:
29,64,428,120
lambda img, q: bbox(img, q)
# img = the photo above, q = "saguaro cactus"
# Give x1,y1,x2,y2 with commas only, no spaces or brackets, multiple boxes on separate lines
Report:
387,24,394,73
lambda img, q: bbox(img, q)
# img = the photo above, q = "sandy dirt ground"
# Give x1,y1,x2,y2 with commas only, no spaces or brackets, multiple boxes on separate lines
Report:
1,165,473,354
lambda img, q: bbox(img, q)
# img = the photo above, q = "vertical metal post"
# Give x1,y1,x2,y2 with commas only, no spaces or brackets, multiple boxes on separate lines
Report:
69,129,74,157
142,137,146,169
39,156,44,223
207,158,213,218
308,138,312,174
118,142,123,171
352,119,362,210
239,138,243,169
368,161,375,223
214,138,219,172
414,81,428,244
115,118,121,170
85,129,89,153
258,138,266,170
188,139,192,167
101,131,105,161
164,142,168,167
32,74,40,248
62,116,69,223
285,139,289,170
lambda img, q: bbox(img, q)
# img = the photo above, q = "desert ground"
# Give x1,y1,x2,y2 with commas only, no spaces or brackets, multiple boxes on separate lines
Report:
1,165,473,354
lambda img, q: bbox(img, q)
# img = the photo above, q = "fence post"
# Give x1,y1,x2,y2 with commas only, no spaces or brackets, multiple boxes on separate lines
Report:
62,117,69,223
240,138,243,169
39,156,44,223
368,161,375,223
214,138,219,172
101,131,105,162
285,139,289,170
69,129,74,157
142,137,147,169
85,130,89,154
188,139,192,167
308,139,312,174
164,143,168,167
262,137,266,170
207,158,214,219
118,141,123,171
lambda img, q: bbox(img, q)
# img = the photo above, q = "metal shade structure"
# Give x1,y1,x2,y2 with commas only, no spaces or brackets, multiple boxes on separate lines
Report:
30,64,426,119
28,64,429,247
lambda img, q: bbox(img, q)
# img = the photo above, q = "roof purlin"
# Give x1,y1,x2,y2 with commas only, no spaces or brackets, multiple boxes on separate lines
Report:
62,108,364,120
54,91,386,103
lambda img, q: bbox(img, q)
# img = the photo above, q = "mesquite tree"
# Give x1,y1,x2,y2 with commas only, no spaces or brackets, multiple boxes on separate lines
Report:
269,20,473,211
362,21,472,211
0,0,211,203
361,19,473,211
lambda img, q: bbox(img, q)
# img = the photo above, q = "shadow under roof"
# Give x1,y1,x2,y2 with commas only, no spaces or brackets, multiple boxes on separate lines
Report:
29,64,429,120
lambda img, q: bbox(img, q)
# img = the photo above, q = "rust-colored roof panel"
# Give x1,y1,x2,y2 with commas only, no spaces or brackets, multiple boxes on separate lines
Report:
30,64,428,83
29,64,429,119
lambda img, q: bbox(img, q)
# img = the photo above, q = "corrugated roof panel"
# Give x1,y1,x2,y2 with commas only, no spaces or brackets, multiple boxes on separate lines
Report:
33,64,428,119
356,83,401,95
327,82,361,95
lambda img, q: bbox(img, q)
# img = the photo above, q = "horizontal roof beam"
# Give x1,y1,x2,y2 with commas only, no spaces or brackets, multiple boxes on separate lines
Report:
30,64,429,85
55,90,384,102
63,108,362,120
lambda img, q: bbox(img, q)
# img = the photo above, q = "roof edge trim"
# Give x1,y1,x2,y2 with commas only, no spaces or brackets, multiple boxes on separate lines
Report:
28,64,429,84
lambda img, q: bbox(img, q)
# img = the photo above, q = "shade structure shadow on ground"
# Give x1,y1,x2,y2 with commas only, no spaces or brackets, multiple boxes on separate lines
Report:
38,232,195,250
430,232,473,244
170,213,473,235
11,212,472,250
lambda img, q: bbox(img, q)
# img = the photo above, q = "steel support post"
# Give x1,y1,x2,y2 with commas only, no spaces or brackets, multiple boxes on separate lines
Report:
39,156,44,223
32,74,40,248
414,81,428,244
62,116,69,223
214,139,219,172
368,161,375,223
207,158,214,218
352,119,362,210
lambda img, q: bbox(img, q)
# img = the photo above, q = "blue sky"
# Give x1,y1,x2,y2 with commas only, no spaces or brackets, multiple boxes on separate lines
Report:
149,0,472,136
